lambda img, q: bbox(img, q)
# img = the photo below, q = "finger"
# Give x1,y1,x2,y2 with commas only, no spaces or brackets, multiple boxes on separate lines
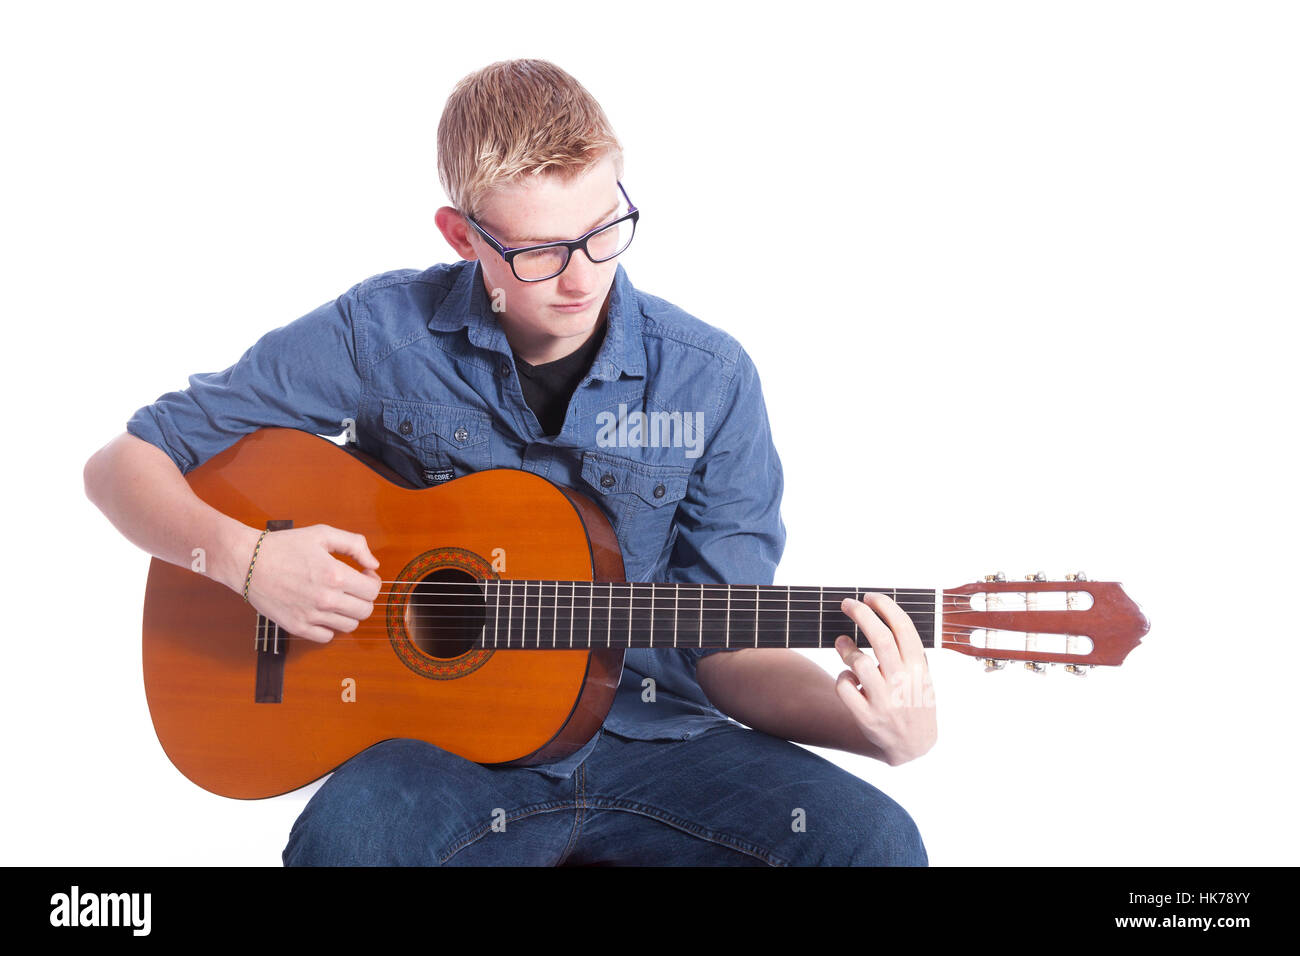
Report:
287,621,334,644
322,526,380,570
323,590,376,623
834,634,888,700
841,597,903,674
311,610,364,635
860,592,924,665
834,669,875,724
337,561,383,601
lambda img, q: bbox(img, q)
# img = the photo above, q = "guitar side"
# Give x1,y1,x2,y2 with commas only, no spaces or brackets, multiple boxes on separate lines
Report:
142,428,626,799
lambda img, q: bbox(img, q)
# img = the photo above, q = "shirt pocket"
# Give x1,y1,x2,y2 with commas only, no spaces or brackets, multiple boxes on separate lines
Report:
381,399,493,482
579,450,690,580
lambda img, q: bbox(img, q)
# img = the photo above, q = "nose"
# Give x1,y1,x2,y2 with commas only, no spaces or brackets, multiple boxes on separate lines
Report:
557,244,599,293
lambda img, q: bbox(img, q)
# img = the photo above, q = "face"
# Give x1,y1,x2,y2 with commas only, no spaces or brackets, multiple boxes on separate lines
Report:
436,153,626,364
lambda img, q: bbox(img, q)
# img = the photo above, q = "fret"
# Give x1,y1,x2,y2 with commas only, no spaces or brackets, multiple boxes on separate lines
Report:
491,579,500,648
852,589,859,646
753,583,780,650
784,585,827,649
507,580,516,648
606,583,631,648
648,583,677,648
516,580,527,649
728,585,757,649
514,579,525,649
623,582,637,647
817,585,824,649
785,585,791,649
606,582,613,648
725,586,731,649
697,584,704,648
673,583,679,648
552,580,571,649
535,580,542,649
819,587,853,648
699,584,729,647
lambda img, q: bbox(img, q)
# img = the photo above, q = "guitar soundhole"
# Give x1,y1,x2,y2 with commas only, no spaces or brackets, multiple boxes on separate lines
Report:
405,568,485,660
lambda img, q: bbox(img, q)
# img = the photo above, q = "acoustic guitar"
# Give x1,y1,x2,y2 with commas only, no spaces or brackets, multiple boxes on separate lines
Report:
141,428,1149,799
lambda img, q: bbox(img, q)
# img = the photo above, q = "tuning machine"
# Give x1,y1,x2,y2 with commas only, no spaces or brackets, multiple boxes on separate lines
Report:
980,658,1006,672
1024,661,1047,674
1064,664,1092,677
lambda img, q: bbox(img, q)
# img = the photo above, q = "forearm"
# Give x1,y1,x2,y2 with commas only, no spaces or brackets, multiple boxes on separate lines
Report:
696,648,890,761
84,432,259,592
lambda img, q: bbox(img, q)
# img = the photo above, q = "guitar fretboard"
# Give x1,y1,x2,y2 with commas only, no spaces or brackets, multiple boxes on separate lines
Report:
472,582,937,651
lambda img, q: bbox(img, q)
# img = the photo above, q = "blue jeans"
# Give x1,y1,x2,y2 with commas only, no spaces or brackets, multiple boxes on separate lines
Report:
282,724,927,866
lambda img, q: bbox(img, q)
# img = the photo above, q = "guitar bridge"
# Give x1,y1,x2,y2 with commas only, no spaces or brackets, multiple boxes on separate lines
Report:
254,519,293,703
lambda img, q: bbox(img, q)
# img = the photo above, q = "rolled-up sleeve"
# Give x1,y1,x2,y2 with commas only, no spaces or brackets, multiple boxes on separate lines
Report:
666,346,786,665
126,289,364,473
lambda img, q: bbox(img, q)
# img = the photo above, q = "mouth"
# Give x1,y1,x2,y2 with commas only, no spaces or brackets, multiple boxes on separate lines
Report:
551,298,595,313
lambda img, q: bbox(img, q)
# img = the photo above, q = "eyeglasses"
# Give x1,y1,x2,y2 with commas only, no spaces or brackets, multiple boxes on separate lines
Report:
462,181,639,282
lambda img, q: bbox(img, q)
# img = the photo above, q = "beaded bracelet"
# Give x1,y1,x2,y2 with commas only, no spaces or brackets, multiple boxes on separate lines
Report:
242,529,272,602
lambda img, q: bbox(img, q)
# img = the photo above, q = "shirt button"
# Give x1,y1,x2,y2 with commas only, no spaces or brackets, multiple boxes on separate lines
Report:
499,361,512,378
600,473,615,489
653,483,666,499
454,426,469,443
398,420,413,436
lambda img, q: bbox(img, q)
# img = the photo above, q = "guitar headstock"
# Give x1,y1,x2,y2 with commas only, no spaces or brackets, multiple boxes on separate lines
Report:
942,572,1148,674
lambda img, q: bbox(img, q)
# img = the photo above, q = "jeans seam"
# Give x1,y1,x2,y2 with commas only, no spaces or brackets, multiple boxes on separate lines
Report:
555,761,588,866
584,797,790,866
438,801,575,865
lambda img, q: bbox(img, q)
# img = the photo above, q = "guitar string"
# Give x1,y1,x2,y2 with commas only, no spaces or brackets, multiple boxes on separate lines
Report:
260,597,1044,615
248,616,1024,647
249,627,1065,653
349,580,1068,593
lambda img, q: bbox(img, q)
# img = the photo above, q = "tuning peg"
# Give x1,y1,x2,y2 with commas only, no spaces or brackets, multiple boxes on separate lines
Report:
1064,664,1091,677
1024,661,1047,674
984,572,1006,582
1064,571,1088,582
1025,572,1046,582
980,658,1006,672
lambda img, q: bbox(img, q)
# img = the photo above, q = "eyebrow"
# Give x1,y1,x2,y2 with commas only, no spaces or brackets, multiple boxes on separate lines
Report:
505,202,621,246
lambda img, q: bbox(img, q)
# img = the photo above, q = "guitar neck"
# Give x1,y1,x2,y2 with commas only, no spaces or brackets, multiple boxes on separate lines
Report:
474,581,938,651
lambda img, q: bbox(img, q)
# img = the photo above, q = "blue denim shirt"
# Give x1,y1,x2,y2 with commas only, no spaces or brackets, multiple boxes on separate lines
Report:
127,258,786,777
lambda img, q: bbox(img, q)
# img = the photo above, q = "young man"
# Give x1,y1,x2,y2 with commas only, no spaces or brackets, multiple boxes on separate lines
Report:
85,59,935,865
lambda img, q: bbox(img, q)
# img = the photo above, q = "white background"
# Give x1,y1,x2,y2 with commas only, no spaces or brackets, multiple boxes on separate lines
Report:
2,0,1296,866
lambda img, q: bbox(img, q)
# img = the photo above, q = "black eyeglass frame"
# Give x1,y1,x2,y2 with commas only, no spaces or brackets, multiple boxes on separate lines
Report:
461,181,639,283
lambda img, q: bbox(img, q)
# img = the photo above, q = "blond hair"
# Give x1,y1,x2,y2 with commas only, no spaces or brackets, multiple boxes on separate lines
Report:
437,59,624,219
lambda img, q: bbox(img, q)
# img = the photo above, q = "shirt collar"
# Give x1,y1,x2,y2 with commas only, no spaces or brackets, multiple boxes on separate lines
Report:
429,259,645,381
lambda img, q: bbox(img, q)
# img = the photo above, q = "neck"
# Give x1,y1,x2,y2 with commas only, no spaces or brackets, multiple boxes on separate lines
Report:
473,581,938,650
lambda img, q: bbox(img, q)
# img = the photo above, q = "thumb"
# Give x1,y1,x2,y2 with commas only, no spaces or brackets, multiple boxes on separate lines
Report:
320,526,380,570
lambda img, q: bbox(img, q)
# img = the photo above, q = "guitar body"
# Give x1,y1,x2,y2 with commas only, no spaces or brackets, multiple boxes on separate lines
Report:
142,428,626,799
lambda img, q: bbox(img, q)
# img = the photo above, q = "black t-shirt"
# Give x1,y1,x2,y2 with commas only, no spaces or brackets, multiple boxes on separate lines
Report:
512,322,607,436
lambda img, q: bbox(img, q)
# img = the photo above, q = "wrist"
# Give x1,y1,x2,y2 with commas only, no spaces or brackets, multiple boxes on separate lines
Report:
212,521,264,594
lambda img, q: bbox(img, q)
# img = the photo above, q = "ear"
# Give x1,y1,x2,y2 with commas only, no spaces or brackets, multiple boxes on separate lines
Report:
435,206,479,261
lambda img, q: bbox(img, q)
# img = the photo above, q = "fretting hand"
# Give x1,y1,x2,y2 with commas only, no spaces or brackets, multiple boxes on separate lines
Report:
833,593,937,766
